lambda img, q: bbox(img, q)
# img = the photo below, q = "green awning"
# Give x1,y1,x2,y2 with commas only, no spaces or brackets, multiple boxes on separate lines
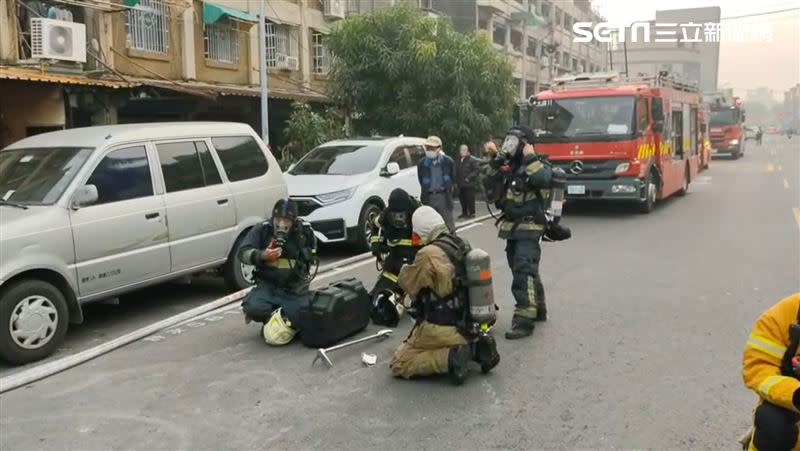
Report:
122,0,139,6
202,2,257,25
511,11,546,28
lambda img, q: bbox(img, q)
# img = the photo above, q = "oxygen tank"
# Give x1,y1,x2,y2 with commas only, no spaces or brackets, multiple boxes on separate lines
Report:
465,248,496,325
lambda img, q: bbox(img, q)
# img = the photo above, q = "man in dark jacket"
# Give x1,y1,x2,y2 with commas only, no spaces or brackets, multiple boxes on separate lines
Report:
455,144,480,219
418,135,456,232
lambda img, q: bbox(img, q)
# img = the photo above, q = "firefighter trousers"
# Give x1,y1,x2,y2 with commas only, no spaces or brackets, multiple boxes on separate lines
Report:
390,322,467,379
746,401,800,451
505,237,545,325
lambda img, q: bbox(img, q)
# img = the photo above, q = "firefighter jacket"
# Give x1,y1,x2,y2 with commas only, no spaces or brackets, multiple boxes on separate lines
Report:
743,293,800,413
237,221,316,290
369,211,422,283
485,153,554,240
397,227,462,326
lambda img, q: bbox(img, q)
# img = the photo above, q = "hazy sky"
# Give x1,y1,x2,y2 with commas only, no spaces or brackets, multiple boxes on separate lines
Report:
592,0,800,100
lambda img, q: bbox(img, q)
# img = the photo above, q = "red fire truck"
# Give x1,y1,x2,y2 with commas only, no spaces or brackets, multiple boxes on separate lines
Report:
704,90,746,159
522,72,702,213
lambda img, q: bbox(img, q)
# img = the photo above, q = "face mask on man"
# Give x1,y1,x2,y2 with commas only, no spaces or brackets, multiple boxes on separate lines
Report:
425,150,439,159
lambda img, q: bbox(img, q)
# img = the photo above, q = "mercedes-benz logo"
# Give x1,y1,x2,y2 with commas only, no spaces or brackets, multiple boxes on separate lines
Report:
569,160,584,175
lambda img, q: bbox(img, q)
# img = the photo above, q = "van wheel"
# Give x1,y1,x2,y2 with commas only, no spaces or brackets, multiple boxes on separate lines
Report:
356,202,383,253
0,280,69,365
223,232,255,291
637,172,657,214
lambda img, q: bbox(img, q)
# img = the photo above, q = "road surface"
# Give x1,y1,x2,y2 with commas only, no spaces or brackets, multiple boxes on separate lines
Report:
1,135,798,449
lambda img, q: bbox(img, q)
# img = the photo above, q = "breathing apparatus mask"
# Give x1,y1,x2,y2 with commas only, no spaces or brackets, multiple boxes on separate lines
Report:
271,199,299,247
387,211,410,230
499,127,534,160
273,216,294,247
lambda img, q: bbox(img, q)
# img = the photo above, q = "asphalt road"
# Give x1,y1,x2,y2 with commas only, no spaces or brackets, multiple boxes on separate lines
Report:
1,135,798,449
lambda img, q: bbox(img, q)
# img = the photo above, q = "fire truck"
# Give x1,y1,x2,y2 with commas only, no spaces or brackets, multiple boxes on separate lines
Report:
703,89,746,159
520,72,702,213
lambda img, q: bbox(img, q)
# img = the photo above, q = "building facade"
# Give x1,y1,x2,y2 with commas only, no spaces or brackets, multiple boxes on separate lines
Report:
785,84,800,132
431,0,609,100
611,7,721,93
0,0,346,148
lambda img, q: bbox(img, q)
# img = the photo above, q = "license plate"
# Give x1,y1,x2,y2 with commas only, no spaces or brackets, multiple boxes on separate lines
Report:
567,185,586,195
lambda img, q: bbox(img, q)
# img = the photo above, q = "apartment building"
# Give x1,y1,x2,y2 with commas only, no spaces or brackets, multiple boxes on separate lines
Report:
431,0,609,100
0,0,345,147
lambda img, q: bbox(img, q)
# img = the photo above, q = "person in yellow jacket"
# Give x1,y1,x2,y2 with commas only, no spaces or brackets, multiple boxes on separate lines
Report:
742,292,800,451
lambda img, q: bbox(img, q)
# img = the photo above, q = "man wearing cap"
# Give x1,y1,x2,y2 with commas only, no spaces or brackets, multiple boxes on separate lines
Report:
418,136,456,232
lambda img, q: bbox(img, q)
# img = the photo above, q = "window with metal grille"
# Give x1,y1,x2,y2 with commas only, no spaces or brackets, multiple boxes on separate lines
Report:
126,0,169,54
265,22,299,68
204,21,239,63
312,32,330,75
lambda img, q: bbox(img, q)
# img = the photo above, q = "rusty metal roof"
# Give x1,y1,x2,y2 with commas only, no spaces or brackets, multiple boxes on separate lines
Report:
0,66,135,88
137,79,330,103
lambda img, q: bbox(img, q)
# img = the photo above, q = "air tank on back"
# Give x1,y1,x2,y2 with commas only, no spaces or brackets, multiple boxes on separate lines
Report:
465,248,496,325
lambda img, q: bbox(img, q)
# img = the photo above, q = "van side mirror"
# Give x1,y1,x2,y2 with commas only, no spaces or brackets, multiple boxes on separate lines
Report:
72,184,98,209
653,120,664,134
381,162,401,177
651,98,665,134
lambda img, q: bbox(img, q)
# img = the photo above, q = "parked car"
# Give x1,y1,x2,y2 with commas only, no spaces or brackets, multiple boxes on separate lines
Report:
0,123,286,364
744,126,758,140
285,137,426,251
766,126,780,134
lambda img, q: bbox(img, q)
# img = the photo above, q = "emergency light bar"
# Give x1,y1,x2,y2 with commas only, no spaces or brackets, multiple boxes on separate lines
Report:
549,71,698,94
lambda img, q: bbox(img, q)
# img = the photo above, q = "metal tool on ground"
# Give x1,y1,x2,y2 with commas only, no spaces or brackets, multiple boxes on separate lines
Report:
312,329,393,368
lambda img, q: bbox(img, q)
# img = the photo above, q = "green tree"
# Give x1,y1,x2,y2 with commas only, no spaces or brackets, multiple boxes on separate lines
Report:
326,4,516,154
281,102,346,169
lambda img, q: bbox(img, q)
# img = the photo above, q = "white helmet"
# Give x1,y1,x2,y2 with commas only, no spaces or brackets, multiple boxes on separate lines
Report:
262,308,297,346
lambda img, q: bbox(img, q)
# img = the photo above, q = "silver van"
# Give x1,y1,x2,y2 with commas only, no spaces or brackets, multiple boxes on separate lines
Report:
0,123,286,364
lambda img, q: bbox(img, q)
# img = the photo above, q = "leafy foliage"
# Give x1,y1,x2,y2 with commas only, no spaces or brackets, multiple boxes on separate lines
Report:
326,4,516,154
281,102,346,169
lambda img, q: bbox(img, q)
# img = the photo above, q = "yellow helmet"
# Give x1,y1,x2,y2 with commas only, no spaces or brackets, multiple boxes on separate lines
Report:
262,308,297,346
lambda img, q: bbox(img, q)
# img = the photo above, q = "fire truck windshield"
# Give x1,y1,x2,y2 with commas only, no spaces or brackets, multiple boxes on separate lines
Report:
710,108,740,126
529,96,636,143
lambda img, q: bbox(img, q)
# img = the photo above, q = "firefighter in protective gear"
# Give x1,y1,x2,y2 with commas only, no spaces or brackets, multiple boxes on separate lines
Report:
262,308,298,346
369,188,422,326
239,199,317,341
483,125,554,340
741,293,800,451
389,206,497,385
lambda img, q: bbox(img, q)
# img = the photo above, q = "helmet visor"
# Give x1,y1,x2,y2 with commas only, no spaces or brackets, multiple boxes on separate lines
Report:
501,134,520,156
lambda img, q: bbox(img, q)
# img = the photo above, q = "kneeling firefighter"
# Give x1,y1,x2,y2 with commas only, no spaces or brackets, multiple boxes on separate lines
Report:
369,188,423,327
740,292,800,451
239,199,318,345
390,206,500,385
483,125,571,340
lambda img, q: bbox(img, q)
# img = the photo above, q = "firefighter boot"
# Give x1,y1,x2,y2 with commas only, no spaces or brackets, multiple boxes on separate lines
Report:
474,334,500,374
448,345,472,385
505,316,534,340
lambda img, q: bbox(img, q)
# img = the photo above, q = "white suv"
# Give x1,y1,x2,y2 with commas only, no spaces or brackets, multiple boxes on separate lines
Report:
285,137,426,251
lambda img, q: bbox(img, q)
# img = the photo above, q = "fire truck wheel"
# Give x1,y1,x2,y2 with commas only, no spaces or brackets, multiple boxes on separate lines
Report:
637,172,657,214
678,167,690,196
732,144,742,159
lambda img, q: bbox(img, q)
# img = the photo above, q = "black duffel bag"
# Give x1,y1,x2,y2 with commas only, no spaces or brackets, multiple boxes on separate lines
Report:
298,277,372,348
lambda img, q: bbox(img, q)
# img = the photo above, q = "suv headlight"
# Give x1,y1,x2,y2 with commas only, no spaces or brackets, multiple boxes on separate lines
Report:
315,187,356,205
615,162,630,174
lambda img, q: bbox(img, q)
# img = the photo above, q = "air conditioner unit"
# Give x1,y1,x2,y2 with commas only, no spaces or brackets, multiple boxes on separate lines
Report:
275,53,299,71
286,56,299,71
324,0,345,19
31,18,86,63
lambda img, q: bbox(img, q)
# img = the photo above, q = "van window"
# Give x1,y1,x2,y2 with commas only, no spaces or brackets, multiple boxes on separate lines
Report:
157,141,222,192
86,146,153,205
211,136,268,182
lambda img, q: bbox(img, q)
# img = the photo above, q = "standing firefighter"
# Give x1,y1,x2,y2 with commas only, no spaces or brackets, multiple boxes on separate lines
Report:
239,199,318,345
483,125,571,340
369,188,423,327
390,206,500,385
741,293,800,451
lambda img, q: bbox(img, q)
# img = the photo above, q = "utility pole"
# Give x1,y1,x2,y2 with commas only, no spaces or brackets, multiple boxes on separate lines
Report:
520,18,527,101
258,0,269,143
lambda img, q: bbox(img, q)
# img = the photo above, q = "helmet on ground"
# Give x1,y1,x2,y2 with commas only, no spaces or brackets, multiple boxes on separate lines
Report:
371,290,404,327
262,308,297,346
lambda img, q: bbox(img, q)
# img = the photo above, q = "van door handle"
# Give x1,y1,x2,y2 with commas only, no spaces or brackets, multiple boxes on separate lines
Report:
145,212,160,220
217,199,229,206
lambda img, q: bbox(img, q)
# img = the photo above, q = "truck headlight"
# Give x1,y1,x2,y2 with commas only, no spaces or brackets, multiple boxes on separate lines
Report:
315,187,356,205
615,162,630,174
729,139,739,145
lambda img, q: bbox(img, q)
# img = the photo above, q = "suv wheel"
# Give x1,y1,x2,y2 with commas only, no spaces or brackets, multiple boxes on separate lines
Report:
356,203,383,252
223,232,255,291
0,280,69,365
